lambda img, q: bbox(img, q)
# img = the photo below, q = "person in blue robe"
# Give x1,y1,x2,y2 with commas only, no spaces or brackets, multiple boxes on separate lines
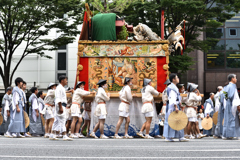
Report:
222,74,240,140
29,87,45,136
7,77,26,138
203,93,215,136
163,73,189,142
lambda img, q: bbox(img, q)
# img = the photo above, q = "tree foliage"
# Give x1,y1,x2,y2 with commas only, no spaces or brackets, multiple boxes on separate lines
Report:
90,0,139,13
0,0,83,90
120,0,240,73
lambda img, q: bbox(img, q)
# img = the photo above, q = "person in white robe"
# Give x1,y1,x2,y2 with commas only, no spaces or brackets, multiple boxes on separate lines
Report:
136,78,160,139
177,84,188,137
38,91,45,113
65,92,73,136
42,83,57,138
214,86,223,113
1,87,12,136
70,81,93,138
49,75,72,141
185,83,203,139
159,79,171,129
214,85,226,139
114,77,135,139
81,101,92,137
90,79,110,139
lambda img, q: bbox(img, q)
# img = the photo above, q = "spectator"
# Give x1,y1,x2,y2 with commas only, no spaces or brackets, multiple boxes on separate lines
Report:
197,108,204,134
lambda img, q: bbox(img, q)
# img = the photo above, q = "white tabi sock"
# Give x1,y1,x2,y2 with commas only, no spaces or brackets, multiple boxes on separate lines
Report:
63,135,68,139
145,134,149,136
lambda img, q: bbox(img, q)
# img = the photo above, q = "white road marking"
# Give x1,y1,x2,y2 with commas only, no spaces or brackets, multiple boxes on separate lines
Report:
0,144,239,151
0,156,240,159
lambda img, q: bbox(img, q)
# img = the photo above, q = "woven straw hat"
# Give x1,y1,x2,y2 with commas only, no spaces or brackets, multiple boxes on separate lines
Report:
168,111,188,131
41,115,45,126
0,114,3,125
201,117,213,130
212,112,218,125
24,111,30,128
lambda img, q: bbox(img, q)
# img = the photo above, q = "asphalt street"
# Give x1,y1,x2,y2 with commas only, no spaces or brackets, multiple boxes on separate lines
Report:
0,137,239,160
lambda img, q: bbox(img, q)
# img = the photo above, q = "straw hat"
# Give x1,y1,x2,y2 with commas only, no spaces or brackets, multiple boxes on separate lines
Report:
212,112,218,125
24,111,30,128
201,117,213,130
168,111,188,131
41,115,45,126
0,114,3,125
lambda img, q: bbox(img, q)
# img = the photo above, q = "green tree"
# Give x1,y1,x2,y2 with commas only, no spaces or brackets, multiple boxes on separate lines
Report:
0,0,83,91
120,0,240,73
90,0,139,13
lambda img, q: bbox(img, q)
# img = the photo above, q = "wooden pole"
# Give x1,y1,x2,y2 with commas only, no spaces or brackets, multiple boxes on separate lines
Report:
161,8,165,39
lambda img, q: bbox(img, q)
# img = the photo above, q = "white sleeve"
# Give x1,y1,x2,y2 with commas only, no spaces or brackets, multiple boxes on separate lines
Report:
101,89,110,102
223,98,227,110
55,89,62,104
150,86,160,96
192,93,202,101
205,103,213,117
39,103,43,112
5,101,10,111
32,98,39,110
169,90,177,106
232,89,240,117
78,89,91,96
12,92,19,110
126,87,133,102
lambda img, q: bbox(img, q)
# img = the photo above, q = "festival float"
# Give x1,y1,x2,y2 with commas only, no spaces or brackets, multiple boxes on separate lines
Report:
75,4,186,137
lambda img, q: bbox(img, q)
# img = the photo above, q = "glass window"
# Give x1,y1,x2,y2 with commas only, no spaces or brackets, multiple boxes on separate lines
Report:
226,40,240,50
225,28,239,38
207,52,225,69
226,51,240,68
211,40,225,50
58,52,66,70
229,28,237,36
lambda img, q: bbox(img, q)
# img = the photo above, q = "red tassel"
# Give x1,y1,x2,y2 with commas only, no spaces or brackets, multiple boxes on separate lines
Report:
184,20,185,50
181,29,183,55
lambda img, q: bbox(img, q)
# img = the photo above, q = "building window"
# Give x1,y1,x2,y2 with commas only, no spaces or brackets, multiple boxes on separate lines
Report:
56,46,68,82
229,28,237,36
205,23,240,69
57,52,66,70
206,52,225,69
226,51,240,68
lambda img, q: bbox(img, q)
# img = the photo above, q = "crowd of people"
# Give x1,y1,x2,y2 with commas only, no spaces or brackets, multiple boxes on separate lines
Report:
0,73,239,141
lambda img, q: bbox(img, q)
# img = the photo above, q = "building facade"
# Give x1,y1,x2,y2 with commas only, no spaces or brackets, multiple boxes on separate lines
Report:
0,28,79,92
187,12,240,95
